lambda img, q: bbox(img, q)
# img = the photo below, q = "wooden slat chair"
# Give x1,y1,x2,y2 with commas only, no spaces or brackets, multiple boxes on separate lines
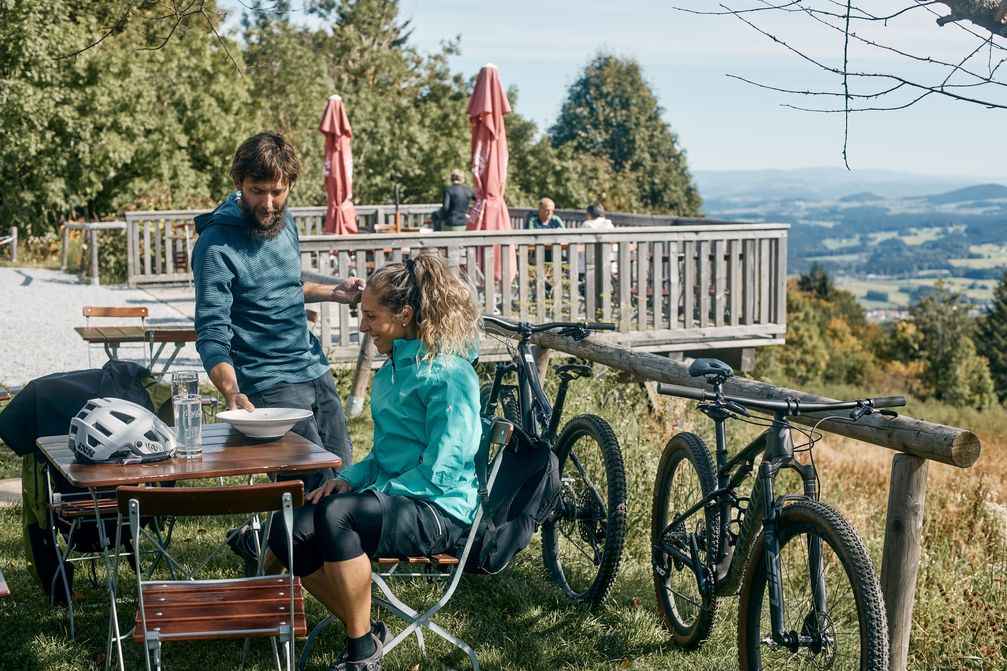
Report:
113,482,306,671
82,305,150,368
297,419,514,671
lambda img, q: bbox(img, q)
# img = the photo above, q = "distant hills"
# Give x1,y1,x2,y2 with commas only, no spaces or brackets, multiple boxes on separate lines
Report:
923,183,1007,205
694,168,1007,309
694,167,1005,203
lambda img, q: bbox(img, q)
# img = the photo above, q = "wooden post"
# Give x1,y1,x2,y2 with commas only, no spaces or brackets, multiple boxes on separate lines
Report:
880,453,929,671
61,224,70,270
89,228,100,286
345,334,374,418
9,226,16,263
532,345,551,382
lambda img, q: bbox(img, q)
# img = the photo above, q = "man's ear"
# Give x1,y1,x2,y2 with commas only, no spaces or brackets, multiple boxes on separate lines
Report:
233,177,242,192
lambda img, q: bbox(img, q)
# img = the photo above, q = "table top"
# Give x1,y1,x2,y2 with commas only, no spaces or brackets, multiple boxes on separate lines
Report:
37,423,341,489
75,324,197,345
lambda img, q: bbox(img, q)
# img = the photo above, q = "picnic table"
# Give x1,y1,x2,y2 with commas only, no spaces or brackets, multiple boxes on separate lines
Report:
75,324,197,374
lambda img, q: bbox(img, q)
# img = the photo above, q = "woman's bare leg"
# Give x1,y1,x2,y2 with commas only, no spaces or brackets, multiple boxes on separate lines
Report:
302,554,373,637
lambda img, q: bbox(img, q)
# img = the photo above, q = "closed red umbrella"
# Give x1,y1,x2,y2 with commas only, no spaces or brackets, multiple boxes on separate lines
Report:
318,94,357,234
467,64,515,282
467,64,511,232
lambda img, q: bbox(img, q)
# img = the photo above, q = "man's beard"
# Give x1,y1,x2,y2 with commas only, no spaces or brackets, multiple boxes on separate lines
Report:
238,195,288,240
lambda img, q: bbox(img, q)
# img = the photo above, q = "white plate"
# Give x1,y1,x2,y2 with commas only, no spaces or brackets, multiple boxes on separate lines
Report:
217,407,313,440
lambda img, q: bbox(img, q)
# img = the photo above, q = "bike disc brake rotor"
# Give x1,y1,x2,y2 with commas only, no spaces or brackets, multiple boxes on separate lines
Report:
577,488,606,547
796,609,837,666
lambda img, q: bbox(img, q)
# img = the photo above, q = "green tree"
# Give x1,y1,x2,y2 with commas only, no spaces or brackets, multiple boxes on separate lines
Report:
975,270,1007,403
909,281,996,408
549,53,702,216
797,262,836,301
243,0,470,206
1,1,253,235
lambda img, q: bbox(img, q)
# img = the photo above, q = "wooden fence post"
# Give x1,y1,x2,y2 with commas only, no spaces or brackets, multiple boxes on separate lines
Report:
533,345,551,381
60,224,69,270
345,334,374,418
880,453,929,671
88,228,100,286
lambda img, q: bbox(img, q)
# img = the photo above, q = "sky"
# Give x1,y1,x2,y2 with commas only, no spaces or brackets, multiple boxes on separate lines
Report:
220,0,1007,180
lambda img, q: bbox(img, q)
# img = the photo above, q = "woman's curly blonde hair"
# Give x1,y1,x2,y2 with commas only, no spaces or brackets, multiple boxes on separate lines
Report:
366,250,480,359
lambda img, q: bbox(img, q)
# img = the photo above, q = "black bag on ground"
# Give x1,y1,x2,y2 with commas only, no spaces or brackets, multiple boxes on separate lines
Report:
463,423,561,575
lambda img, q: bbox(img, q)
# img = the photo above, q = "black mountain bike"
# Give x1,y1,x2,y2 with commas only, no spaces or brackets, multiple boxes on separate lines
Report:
480,314,627,607
652,358,905,670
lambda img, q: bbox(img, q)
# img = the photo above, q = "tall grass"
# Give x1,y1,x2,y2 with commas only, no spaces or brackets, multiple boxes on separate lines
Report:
0,368,1002,670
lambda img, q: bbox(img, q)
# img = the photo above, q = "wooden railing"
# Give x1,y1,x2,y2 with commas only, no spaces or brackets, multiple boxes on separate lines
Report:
486,325,979,671
300,225,787,359
123,206,787,360
124,204,440,284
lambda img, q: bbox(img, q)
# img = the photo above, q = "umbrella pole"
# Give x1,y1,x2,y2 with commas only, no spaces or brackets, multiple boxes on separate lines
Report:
394,184,401,233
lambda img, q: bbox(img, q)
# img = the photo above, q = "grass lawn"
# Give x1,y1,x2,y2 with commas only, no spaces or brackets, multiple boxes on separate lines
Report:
0,372,1004,670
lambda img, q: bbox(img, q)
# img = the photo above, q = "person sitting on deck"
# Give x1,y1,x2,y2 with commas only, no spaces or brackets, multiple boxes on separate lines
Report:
264,250,483,671
524,197,564,230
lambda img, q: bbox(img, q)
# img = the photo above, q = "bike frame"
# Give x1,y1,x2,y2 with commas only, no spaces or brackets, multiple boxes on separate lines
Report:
659,403,823,649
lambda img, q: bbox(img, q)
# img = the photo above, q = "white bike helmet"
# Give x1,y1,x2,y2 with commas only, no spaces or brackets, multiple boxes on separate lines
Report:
69,398,176,464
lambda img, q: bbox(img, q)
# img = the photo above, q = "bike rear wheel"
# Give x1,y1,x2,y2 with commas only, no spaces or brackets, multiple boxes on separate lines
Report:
738,499,888,671
542,414,626,607
652,432,721,649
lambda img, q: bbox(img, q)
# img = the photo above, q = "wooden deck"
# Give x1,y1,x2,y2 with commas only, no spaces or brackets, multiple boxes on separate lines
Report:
124,207,788,362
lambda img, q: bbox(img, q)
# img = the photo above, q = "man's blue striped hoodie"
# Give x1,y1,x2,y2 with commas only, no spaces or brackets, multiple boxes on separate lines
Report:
191,193,329,394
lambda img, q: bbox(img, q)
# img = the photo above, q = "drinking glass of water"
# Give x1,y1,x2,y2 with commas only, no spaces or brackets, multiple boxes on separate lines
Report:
173,393,202,460
171,370,200,398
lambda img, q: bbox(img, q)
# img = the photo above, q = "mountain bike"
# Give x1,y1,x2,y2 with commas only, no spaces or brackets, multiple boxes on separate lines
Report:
480,314,627,607
652,358,905,670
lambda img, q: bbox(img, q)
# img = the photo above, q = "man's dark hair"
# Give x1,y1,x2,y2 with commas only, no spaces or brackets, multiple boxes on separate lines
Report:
586,202,605,219
230,131,301,187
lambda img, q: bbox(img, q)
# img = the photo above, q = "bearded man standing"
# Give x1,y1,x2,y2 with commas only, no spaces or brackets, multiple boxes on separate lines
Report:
193,131,363,494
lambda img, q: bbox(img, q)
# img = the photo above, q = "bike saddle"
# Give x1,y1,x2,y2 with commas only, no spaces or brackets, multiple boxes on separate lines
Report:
689,358,734,380
554,363,592,379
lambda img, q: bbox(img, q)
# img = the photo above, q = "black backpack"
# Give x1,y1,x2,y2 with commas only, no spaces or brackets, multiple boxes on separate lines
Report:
464,422,561,574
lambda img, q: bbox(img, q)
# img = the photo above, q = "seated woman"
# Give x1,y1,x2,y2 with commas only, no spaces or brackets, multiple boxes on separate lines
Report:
265,250,482,671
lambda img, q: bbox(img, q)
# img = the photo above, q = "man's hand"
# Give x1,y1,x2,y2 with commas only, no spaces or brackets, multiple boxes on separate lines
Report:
329,277,365,305
226,392,256,412
305,477,353,504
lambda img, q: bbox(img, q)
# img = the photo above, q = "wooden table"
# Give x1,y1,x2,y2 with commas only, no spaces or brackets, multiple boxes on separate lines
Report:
75,324,197,374
37,423,342,670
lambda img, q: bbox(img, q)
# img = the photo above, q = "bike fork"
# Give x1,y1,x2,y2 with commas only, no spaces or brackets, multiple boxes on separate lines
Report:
758,462,791,649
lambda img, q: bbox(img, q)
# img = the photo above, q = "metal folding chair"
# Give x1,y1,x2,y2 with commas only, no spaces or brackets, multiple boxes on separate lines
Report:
297,418,514,671
111,482,306,671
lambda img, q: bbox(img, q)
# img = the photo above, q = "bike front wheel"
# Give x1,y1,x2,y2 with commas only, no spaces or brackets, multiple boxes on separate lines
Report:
542,414,627,607
738,499,889,671
652,432,721,649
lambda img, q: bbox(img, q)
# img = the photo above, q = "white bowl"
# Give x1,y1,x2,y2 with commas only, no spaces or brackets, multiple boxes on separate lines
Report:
217,407,313,440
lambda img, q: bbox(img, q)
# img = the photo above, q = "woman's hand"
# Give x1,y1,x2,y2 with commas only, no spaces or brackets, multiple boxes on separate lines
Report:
305,477,353,504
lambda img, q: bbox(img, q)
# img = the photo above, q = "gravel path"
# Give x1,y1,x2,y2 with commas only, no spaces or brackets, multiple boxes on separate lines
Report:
0,267,200,389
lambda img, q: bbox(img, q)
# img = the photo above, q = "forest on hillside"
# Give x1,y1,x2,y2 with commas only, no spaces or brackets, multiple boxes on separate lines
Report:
757,263,1007,411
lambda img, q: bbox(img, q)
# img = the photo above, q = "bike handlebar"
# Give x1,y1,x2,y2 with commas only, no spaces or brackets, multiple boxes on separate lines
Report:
482,314,617,335
656,383,906,416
